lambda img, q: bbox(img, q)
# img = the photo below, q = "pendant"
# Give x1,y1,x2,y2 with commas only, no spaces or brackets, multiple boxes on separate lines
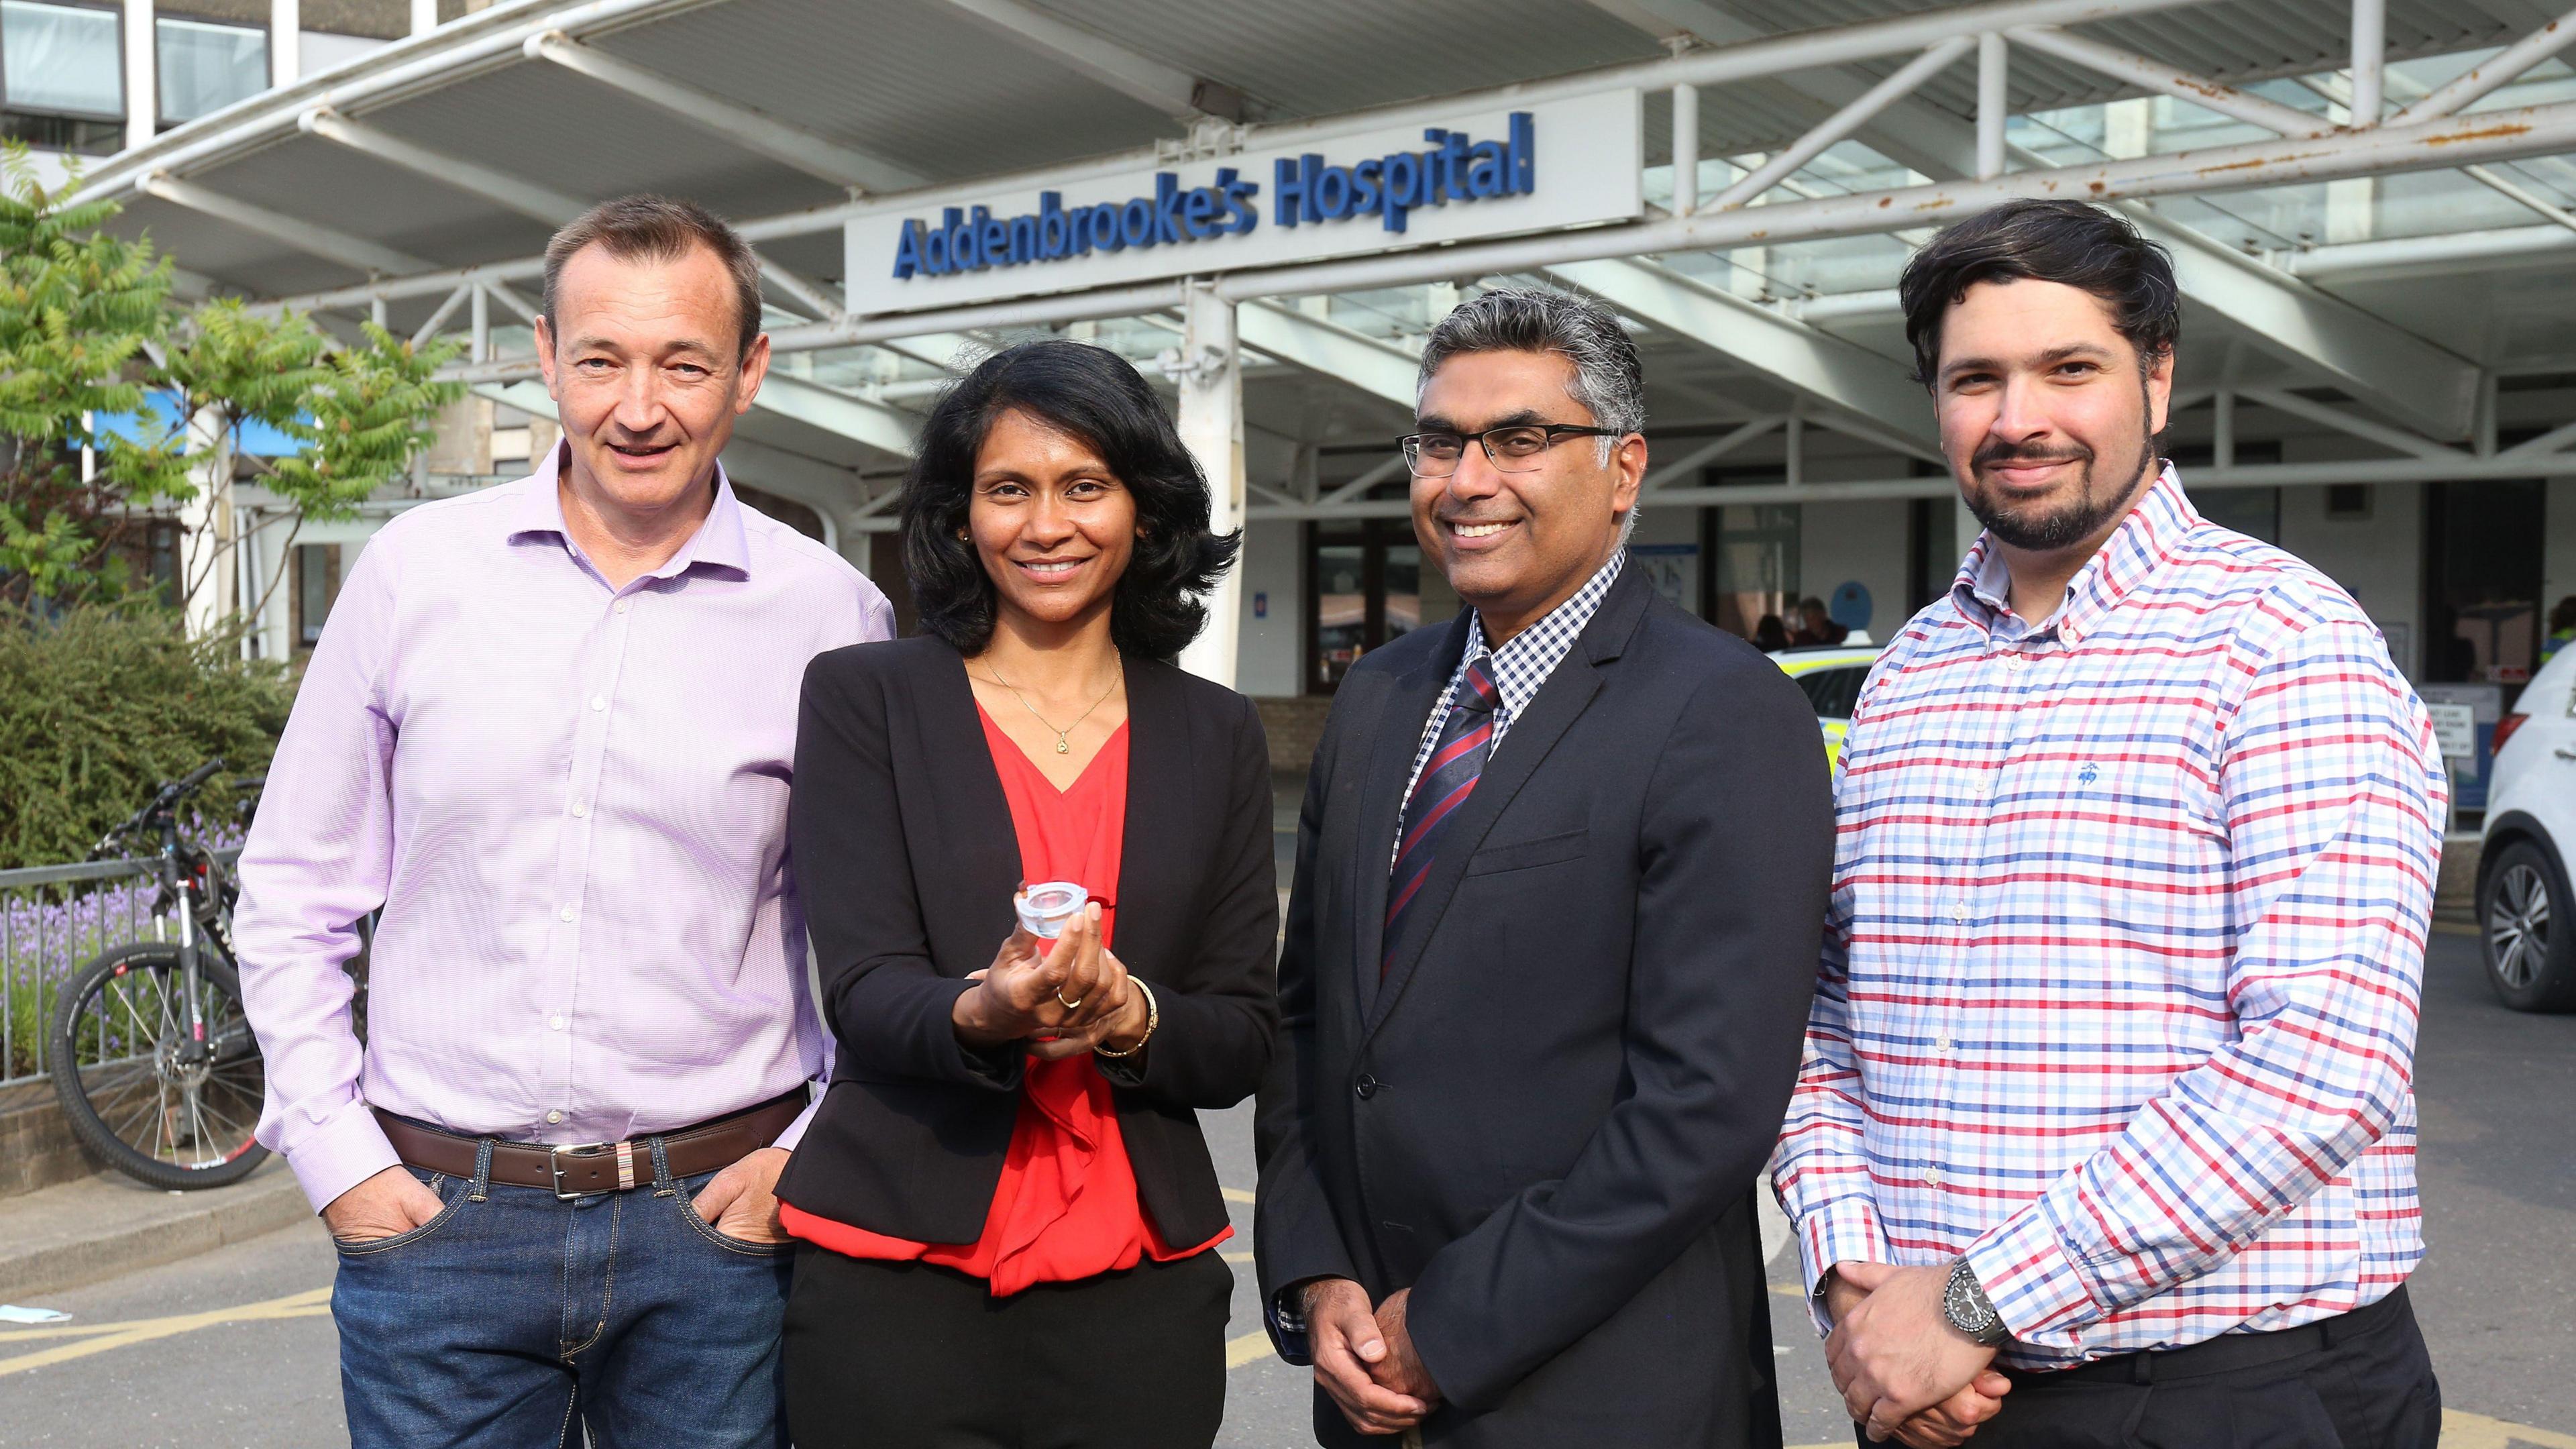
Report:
1055,737,1069,754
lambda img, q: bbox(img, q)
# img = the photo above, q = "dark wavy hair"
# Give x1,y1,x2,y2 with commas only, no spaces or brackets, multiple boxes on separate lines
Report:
1898,199,2182,388
901,339,1240,661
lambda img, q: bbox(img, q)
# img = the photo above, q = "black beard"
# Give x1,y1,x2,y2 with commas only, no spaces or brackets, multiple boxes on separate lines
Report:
1965,429,2159,551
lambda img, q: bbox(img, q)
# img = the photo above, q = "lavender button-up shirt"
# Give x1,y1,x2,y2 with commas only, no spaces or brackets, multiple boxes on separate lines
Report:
237,451,894,1211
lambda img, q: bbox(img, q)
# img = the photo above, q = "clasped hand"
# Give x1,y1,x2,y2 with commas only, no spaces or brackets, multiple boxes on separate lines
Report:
1824,1261,2012,1447
951,902,1148,1059
1303,1278,1440,1436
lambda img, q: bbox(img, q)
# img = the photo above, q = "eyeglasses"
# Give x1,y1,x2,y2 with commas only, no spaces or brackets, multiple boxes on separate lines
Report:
1399,423,1619,478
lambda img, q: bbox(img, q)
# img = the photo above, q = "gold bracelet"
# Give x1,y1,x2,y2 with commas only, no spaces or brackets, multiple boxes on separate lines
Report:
1094,978,1158,1058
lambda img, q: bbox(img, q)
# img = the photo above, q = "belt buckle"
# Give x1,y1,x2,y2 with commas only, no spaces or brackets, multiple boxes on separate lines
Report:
547,1141,622,1201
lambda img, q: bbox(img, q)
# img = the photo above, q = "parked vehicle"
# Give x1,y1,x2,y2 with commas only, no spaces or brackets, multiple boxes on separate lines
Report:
1770,643,1881,773
48,763,271,1189
2481,647,2576,1012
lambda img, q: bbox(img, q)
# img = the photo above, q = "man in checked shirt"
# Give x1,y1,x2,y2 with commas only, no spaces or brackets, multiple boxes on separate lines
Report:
1770,199,2449,1449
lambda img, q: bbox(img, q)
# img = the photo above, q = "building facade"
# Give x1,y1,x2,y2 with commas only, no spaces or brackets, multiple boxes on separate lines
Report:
25,0,2576,815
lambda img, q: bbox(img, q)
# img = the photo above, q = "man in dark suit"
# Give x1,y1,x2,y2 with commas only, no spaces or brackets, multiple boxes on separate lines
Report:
1254,286,1836,1448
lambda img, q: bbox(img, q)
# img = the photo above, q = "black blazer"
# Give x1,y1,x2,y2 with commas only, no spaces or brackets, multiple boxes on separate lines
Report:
776,636,1278,1250
1254,566,1834,1448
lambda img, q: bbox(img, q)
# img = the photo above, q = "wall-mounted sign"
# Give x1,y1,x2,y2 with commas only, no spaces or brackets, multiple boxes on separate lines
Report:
845,90,1642,314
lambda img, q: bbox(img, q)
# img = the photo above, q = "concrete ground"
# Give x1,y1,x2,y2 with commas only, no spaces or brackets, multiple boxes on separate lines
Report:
1,928,2567,1448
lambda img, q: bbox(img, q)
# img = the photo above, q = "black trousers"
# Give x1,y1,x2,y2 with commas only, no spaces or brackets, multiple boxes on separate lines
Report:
782,1245,1233,1449
1854,1287,2440,1449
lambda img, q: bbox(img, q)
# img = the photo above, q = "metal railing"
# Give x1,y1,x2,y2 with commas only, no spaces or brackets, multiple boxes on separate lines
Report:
0,852,238,1089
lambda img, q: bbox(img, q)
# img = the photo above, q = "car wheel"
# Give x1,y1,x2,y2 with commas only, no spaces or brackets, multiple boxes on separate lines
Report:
2481,839,2576,1012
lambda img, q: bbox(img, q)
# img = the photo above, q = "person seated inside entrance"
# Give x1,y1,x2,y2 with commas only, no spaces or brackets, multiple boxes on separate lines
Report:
773,339,1279,1449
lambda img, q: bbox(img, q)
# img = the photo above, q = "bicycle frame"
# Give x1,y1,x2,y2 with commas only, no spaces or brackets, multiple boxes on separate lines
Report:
156,814,212,1072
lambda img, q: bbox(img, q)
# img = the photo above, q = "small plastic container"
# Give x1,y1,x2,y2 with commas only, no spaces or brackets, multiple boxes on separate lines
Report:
1016,881,1089,940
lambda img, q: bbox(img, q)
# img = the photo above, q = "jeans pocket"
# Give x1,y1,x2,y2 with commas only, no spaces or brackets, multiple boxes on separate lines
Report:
675,1187,795,1256
332,1169,471,1258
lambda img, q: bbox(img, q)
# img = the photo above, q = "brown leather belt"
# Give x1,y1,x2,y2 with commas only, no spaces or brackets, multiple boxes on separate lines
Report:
372,1089,806,1200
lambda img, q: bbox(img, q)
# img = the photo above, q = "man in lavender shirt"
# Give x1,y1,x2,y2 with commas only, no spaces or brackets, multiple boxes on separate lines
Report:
236,195,892,1448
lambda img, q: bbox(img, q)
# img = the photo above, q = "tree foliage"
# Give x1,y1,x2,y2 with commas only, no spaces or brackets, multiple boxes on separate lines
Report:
0,141,462,609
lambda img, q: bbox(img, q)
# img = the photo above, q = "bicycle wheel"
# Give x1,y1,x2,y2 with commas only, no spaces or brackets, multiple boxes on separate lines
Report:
49,943,271,1190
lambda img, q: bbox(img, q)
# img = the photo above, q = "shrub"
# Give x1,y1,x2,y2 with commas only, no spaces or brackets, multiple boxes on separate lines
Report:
0,602,287,871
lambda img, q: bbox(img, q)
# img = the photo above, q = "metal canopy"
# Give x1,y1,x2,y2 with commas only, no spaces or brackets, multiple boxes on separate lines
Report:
73,0,2576,517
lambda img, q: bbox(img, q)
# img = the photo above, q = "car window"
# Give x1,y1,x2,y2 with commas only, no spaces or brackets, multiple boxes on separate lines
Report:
1796,666,1868,720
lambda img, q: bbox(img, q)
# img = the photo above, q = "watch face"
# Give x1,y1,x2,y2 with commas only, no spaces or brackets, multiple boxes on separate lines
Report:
1944,1273,1996,1334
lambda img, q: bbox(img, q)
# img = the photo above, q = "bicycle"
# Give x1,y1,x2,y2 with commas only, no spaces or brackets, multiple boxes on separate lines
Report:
47,760,273,1190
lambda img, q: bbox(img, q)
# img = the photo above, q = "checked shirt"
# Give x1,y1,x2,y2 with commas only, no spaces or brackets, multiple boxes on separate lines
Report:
1770,466,2448,1370
1397,549,1626,821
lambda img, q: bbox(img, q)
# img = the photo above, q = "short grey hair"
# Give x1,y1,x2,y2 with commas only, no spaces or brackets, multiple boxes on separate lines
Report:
1417,286,1646,541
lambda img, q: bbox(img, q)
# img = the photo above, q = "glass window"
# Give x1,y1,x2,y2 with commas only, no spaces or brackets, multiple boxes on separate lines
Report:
157,15,266,125
1796,667,1869,722
1,1,122,117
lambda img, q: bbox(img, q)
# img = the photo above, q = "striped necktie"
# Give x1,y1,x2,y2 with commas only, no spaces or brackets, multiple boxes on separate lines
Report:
1384,656,1501,977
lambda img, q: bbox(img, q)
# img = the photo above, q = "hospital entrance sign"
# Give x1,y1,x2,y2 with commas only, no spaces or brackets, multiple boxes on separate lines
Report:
845,90,1643,313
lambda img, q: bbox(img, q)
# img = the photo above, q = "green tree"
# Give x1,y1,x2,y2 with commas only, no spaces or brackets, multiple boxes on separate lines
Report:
0,141,462,612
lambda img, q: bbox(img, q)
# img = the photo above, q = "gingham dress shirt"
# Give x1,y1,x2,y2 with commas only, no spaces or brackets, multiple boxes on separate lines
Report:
1769,466,2448,1368
1398,549,1627,825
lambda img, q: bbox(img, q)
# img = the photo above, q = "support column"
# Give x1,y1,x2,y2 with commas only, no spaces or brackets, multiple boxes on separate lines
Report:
1954,494,1982,572
123,0,154,152
411,0,436,36
270,0,299,83
1175,281,1244,687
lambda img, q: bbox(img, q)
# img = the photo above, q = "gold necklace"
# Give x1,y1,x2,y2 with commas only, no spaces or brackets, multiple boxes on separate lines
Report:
979,657,1120,755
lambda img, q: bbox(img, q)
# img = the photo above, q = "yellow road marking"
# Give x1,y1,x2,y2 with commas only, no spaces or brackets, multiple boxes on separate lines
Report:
1790,1415,2574,1449
2432,920,2479,938
1221,1187,1256,1203
2440,1409,2576,1449
0,1287,332,1377
1226,1328,1275,1368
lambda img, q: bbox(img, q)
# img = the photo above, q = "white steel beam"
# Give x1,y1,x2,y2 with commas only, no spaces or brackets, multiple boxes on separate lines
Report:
299,107,587,223
139,172,431,276
757,261,845,323
928,0,1247,123
523,31,927,193
1220,102,2576,331
874,333,991,372
412,284,470,345
1236,301,1421,409
751,372,922,458
2289,223,2576,280
1242,449,2576,519
2463,164,2576,236
83,0,2230,214
1605,20,2445,439
2237,386,2467,460
1642,417,1782,489
2139,216,2481,439
2349,0,2384,126
1547,258,1936,449
1319,455,1408,505
1711,38,1974,208
2006,26,2333,137
1977,32,2008,178
2392,4,2576,124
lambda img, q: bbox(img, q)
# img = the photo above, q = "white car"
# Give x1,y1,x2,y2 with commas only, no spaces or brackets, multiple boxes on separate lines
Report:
2480,645,2576,1012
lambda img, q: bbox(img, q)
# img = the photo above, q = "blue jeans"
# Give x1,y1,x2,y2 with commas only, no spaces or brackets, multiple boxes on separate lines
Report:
332,1136,793,1449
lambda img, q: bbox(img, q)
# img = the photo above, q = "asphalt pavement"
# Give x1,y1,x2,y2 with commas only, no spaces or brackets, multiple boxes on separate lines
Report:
1,927,2568,1448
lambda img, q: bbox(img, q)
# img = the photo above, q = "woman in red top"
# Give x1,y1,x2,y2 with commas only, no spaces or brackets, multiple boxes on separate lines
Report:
780,341,1278,1448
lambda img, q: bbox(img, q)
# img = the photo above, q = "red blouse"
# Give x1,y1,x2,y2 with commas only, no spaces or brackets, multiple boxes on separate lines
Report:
778,706,1230,1294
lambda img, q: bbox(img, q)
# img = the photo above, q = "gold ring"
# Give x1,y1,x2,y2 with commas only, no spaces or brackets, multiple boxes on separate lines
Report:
1057,992,1084,1010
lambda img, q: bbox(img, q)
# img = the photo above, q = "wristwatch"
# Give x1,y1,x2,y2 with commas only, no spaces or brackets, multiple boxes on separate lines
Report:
1941,1259,2010,1346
